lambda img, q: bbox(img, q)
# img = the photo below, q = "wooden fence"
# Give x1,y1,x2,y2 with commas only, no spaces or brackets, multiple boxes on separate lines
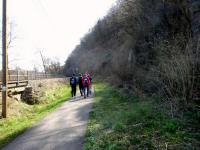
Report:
0,70,63,90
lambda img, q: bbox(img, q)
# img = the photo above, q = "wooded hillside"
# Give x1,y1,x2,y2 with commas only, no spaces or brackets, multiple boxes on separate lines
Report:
64,0,200,104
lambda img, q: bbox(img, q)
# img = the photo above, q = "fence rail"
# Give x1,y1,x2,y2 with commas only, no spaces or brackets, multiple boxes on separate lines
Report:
0,70,63,90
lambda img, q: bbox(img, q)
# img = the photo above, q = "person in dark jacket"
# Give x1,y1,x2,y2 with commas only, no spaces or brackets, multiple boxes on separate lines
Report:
70,74,77,98
78,73,83,96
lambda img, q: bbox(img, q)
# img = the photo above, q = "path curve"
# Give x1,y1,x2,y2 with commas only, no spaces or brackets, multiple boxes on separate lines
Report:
1,96,93,150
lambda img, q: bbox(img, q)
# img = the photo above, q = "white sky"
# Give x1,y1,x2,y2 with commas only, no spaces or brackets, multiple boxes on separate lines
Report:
0,0,116,70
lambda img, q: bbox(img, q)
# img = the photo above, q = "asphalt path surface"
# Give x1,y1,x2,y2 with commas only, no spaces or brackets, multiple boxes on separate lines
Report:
1,95,93,150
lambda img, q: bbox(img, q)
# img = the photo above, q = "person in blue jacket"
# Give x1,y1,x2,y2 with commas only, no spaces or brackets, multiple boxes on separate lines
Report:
70,74,77,97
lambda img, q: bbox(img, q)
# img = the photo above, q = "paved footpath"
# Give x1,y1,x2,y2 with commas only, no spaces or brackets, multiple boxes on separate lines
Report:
1,96,93,150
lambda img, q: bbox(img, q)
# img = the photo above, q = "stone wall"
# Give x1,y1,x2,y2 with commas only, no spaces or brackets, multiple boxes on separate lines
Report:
21,78,68,105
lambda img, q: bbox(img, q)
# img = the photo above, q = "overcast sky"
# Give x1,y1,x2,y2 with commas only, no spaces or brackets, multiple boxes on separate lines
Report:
0,0,116,70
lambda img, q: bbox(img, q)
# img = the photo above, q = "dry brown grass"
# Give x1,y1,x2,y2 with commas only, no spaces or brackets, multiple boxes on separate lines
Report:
0,78,67,117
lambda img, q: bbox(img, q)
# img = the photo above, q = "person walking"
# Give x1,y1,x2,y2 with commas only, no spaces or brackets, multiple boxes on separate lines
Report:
70,74,77,98
82,74,90,98
87,73,92,95
78,73,83,96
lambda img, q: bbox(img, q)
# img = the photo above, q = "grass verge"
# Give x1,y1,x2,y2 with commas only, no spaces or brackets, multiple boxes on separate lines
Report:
83,82,200,150
0,85,71,148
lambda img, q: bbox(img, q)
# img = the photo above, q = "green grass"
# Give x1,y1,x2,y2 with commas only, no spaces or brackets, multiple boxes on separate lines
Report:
0,85,71,148
83,82,200,150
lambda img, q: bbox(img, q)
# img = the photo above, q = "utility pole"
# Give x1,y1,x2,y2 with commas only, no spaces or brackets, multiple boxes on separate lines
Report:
2,0,8,118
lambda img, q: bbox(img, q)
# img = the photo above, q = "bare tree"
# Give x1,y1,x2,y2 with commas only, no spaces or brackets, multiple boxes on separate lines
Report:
39,51,47,75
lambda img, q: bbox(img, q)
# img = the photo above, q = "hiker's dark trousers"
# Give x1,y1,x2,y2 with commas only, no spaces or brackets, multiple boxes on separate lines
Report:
71,85,76,97
83,85,89,97
79,84,83,96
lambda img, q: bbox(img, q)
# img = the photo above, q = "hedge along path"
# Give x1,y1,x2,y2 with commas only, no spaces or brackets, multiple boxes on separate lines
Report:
1,94,93,150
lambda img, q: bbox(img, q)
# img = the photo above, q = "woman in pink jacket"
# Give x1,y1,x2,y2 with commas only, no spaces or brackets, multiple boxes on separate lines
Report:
82,74,91,98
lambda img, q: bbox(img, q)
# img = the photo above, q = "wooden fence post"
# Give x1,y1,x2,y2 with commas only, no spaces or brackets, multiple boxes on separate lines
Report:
27,71,29,83
17,70,19,86
35,70,37,80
